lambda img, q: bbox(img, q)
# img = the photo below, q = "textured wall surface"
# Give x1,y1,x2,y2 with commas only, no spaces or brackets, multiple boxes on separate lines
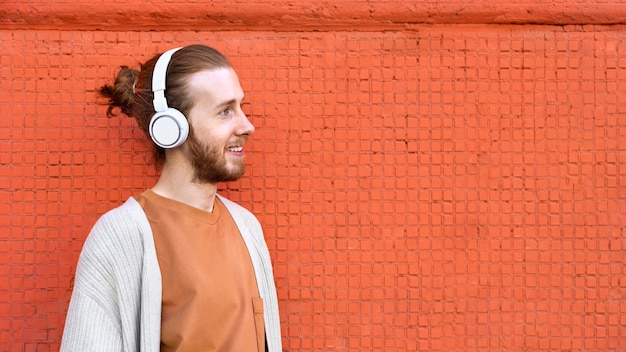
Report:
1,1,625,351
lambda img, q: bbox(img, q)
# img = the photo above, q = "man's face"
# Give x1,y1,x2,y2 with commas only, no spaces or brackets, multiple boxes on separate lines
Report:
183,68,254,184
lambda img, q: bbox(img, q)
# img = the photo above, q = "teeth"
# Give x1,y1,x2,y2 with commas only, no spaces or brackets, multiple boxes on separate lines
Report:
228,146,243,152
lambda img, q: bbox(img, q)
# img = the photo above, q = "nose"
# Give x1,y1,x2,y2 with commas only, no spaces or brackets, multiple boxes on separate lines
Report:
238,111,255,136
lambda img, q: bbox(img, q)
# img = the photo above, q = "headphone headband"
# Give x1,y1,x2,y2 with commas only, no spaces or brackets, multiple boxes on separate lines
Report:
152,47,182,113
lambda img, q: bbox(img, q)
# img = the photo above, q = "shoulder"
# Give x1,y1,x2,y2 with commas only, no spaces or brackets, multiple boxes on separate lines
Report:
217,194,262,232
80,197,150,264
71,197,152,301
93,197,147,232
217,195,255,219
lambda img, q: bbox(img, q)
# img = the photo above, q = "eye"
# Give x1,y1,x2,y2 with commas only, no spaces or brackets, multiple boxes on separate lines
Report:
219,107,233,116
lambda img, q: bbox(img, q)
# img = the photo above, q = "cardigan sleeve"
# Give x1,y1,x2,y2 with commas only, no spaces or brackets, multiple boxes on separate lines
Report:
61,199,152,352
60,290,123,352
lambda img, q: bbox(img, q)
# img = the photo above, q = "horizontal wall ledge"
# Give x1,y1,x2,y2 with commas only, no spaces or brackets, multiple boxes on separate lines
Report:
2,2,626,31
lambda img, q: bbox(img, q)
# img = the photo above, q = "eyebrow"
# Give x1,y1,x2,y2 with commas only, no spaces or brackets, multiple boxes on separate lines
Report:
217,97,245,108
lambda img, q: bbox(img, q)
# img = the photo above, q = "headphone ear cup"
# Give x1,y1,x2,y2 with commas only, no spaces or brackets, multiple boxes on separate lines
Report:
149,108,189,149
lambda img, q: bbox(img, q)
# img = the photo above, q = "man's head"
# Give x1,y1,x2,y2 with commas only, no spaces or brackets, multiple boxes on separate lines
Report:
100,44,254,182
135,45,234,166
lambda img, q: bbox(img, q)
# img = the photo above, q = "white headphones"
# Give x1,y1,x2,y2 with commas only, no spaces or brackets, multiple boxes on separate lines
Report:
149,47,190,149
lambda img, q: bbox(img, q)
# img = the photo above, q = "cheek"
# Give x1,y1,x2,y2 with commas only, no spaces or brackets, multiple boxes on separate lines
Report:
195,131,227,153
189,118,234,143
209,125,235,141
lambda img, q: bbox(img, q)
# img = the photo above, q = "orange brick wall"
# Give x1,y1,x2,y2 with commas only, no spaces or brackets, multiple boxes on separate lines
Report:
1,1,625,351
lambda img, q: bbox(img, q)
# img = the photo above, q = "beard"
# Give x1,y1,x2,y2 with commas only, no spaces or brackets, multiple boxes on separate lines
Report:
186,129,246,184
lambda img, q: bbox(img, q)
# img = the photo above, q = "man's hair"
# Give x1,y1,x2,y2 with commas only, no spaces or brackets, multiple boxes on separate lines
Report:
98,44,232,166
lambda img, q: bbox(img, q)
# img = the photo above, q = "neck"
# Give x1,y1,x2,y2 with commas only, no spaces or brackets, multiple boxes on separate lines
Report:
151,158,218,213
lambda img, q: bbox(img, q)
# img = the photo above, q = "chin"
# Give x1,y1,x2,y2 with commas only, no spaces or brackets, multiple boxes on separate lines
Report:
221,166,246,182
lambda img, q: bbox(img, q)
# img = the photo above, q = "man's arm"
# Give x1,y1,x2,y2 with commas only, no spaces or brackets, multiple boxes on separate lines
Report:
61,290,123,352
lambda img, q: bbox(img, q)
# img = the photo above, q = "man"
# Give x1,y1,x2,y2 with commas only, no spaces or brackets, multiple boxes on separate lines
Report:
61,45,282,352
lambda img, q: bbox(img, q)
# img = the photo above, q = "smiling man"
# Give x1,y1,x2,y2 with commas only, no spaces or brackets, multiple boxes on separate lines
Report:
61,45,282,352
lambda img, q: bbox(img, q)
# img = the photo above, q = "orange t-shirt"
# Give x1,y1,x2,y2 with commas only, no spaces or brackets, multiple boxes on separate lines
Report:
135,190,265,352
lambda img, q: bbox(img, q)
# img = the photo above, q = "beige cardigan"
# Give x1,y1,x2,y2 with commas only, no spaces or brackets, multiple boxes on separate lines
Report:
61,195,282,352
